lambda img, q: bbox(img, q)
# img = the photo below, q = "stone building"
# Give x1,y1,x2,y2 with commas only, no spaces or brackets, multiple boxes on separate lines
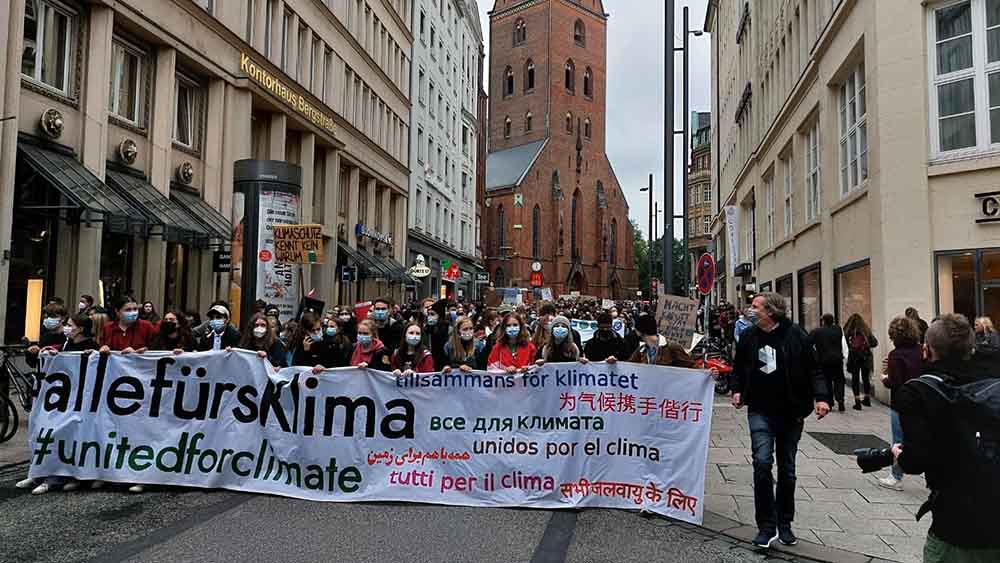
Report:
482,0,636,298
687,111,712,292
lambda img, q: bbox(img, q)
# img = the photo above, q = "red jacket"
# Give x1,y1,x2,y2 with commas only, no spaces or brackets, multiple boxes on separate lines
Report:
487,342,537,371
101,320,156,351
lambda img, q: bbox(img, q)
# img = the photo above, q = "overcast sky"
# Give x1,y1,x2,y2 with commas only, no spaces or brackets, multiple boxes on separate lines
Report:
476,0,712,241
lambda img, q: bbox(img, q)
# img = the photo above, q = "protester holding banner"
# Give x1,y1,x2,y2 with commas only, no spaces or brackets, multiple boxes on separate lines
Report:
239,313,287,367
351,319,390,369
337,308,357,342
425,301,451,370
149,310,196,353
289,311,329,369
486,313,536,373
322,317,353,368
391,322,435,374
536,316,583,365
26,302,68,368
584,312,627,362
194,305,241,352
370,298,402,360
442,316,484,372
99,296,155,354
627,315,698,368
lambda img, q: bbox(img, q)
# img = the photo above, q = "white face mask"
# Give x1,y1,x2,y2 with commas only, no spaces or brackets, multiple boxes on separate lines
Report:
253,326,267,338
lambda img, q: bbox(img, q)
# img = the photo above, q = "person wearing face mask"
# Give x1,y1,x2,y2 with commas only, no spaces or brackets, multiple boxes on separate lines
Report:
487,313,536,373
391,322,435,374
78,294,95,314
351,319,389,369
337,308,357,342
585,312,627,362
426,300,452,370
370,297,402,360
535,316,584,365
443,316,484,372
289,312,329,369
99,297,156,354
149,310,195,353
321,317,353,368
195,305,241,351
26,303,68,368
626,314,699,368
239,313,287,367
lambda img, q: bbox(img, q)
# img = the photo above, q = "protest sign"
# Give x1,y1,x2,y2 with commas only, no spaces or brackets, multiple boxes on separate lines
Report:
657,294,699,349
272,224,325,264
29,352,714,524
570,319,598,343
602,299,614,310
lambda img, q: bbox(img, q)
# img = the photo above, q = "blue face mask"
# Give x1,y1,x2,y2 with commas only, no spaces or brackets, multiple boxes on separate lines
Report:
358,334,373,346
506,325,521,338
552,326,569,340
122,311,139,323
325,326,337,336
427,315,438,326
406,334,422,346
373,309,388,321
209,318,226,332
311,331,324,342
746,309,760,326
43,317,61,330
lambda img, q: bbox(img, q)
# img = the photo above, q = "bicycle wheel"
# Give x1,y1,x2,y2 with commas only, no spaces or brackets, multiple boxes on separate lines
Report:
0,394,18,444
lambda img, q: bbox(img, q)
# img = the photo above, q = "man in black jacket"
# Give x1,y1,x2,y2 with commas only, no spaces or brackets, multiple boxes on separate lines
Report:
196,305,241,351
732,292,831,549
893,314,1000,561
810,313,846,412
584,312,626,361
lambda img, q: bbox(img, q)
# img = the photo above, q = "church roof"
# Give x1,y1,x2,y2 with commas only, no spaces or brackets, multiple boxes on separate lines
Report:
485,138,548,191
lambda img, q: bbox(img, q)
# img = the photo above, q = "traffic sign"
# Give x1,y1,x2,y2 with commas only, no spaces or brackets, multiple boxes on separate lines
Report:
696,254,716,296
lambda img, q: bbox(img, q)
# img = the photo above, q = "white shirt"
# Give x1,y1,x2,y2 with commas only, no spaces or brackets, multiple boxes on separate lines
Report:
212,331,222,351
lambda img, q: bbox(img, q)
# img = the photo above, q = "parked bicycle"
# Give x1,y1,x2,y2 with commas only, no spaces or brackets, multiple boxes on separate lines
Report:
0,345,39,443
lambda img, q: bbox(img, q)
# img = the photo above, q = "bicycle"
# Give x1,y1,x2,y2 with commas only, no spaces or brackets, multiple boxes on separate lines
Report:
0,345,40,444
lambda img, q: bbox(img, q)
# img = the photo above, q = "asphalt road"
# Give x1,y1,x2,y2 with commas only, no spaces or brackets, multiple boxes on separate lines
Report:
0,458,816,563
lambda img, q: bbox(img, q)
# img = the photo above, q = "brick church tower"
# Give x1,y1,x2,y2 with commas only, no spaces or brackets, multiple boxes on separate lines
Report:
483,0,636,298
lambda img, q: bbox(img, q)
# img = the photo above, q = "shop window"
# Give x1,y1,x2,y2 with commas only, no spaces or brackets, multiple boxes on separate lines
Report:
798,264,821,331
21,0,76,96
776,274,794,320
174,74,201,149
836,260,872,328
936,250,1000,324
109,38,145,126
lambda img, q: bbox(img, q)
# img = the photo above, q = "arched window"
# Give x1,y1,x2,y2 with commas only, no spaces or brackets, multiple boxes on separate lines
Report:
525,111,533,132
610,219,617,265
504,116,512,138
565,112,573,133
495,267,506,287
532,205,541,258
570,190,580,259
583,67,593,97
504,66,514,97
584,118,592,139
524,60,535,91
574,19,586,46
513,18,526,46
496,204,506,253
564,60,575,92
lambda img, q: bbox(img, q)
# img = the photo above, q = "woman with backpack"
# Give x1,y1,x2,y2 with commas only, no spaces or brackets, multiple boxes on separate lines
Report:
844,313,878,410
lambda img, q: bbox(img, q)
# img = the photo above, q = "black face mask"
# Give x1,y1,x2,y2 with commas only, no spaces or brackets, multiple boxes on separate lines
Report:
161,321,177,334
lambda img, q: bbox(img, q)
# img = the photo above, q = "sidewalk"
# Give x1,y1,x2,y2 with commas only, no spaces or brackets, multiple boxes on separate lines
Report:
702,396,929,563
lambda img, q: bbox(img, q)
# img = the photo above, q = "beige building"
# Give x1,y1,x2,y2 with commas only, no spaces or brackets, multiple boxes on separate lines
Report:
705,0,1000,398
0,0,412,340
687,111,712,292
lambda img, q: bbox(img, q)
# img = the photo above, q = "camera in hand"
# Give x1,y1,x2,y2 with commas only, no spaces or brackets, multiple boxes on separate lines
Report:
853,448,894,473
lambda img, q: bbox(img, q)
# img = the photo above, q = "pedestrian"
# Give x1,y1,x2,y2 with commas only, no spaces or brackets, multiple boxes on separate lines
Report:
442,316,484,372
289,311,328,369
391,322,435,374
877,316,923,491
844,313,878,410
351,319,389,369
973,316,1000,351
240,312,287,367
99,296,156,354
486,312,536,373
149,310,195,352
337,308,357,342
731,292,831,549
584,312,627,362
627,314,698,368
26,302,67,369
370,297,402,360
904,307,929,344
322,317,353,368
810,313,846,412
139,301,160,324
194,305,241,351
535,315,583,365
78,294,95,314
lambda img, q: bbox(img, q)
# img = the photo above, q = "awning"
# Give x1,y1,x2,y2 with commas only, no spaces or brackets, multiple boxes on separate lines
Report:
17,136,148,236
337,241,371,277
106,170,212,248
359,250,393,280
383,255,412,282
171,188,232,246
373,254,409,282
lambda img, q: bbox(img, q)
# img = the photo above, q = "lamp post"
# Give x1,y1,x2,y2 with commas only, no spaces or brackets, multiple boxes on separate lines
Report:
639,173,653,295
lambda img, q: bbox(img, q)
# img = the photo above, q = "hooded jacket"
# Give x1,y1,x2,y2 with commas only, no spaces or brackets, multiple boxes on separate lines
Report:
350,338,390,369
627,335,697,368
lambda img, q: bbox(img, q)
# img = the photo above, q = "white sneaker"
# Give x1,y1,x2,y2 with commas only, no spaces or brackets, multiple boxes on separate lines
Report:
90,480,105,490
61,481,79,492
31,483,50,495
128,484,145,494
15,477,36,489
878,475,903,491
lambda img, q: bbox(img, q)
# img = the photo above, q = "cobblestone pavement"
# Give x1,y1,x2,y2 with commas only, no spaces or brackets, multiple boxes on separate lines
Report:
704,395,929,563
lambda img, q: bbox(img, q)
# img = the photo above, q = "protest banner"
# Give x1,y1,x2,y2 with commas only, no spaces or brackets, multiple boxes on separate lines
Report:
28,352,714,524
272,224,325,264
657,294,699,349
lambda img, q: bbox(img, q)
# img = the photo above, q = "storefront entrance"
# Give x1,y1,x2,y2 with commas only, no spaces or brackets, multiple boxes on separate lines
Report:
936,249,1000,324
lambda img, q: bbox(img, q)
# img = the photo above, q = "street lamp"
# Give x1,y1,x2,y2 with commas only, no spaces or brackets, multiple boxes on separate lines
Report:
639,173,653,295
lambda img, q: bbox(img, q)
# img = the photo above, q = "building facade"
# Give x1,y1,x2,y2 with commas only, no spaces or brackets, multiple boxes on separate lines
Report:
482,0,636,298
407,0,482,302
0,0,413,341
706,0,1000,401
687,111,712,292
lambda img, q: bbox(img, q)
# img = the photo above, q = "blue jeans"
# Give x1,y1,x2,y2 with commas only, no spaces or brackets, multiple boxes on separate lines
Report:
748,412,804,532
890,409,904,480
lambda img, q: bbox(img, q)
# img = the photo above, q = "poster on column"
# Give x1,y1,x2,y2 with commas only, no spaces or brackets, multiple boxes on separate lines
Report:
28,352,714,524
257,190,301,321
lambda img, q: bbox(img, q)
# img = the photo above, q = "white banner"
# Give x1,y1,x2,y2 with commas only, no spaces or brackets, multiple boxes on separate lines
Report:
570,319,598,343
28,352,714,523
724,205,739,275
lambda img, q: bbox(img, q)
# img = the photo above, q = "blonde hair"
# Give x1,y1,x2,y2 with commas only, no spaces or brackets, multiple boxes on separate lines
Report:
976,317,995,333
90,312,109,343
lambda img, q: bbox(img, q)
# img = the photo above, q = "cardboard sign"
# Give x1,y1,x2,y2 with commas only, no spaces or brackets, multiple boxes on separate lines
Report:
272,224,325,264
657,294,699,349
602,299,614,310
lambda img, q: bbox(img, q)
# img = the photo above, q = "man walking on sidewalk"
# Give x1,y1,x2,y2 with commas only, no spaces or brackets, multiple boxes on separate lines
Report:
731,292,831,549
